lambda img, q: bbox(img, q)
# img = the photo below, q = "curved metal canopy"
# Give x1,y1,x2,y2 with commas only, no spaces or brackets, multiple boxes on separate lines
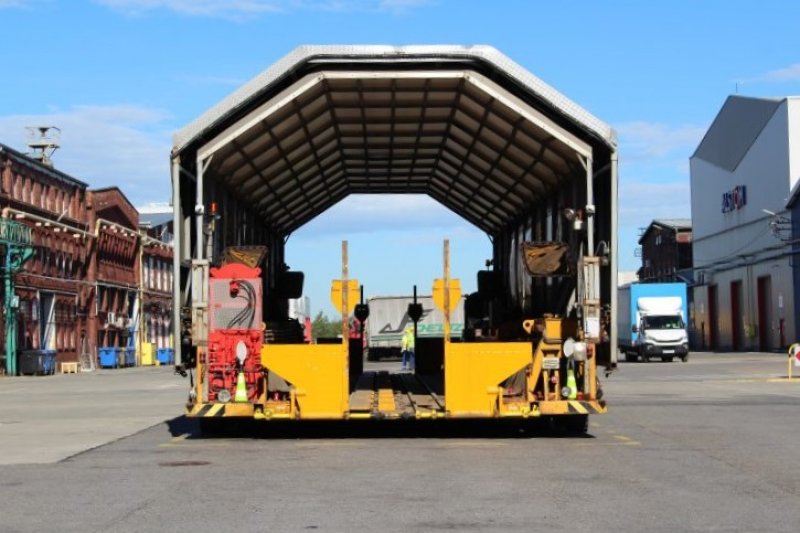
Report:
173,45,616,236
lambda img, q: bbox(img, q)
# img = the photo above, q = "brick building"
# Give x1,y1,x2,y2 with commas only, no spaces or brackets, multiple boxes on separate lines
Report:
1,143,90,371
0,143,173,374
88,187,142,358
637,219,693,282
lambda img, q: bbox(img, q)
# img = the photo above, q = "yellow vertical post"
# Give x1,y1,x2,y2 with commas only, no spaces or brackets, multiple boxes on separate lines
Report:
342,240,349,344
788,343,799,380
341,240,350,415
443,239,450,342
196,348,204,403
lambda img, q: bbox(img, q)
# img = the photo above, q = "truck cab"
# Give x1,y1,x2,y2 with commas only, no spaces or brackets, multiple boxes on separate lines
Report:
634,306,689,362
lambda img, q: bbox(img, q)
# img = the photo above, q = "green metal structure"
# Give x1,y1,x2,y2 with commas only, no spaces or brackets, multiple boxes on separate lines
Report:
1,218,34,375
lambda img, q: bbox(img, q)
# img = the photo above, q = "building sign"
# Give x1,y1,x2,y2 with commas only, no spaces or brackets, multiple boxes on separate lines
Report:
722,185,747,213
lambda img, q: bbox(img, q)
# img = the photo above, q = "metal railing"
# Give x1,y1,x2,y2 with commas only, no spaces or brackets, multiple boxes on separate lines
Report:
0,218,32,246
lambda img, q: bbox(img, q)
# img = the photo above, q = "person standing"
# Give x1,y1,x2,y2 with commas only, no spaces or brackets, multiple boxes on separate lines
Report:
401,326,415,371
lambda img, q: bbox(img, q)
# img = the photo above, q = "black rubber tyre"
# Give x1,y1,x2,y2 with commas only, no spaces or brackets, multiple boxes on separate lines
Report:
661,356,673,362
625,352,638,363
642,353,651,363
681,354,689,362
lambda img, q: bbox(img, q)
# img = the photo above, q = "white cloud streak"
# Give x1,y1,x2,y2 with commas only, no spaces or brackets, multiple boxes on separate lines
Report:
616,121,705,162
0,104,173,205
618,179,690,227
739,63,800,85
95,0,432,18
295,194,477,238
0,0,44,7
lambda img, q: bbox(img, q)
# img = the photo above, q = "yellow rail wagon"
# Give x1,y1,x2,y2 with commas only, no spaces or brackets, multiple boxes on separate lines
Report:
170,46,618,433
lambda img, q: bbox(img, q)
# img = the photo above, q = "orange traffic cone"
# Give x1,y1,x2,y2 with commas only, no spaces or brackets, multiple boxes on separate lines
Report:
234,371,248,402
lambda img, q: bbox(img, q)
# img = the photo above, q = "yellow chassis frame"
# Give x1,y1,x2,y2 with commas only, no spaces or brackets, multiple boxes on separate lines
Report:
186,317,606,421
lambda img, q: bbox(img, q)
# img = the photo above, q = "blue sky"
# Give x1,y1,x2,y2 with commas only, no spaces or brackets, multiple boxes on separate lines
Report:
2,0,800,316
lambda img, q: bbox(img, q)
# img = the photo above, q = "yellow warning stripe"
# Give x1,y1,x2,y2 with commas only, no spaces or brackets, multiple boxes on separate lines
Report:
377,389,396,413
189,403,227,417
568,401,589,415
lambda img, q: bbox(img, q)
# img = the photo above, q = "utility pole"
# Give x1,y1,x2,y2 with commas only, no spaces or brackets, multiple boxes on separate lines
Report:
1,218,34,375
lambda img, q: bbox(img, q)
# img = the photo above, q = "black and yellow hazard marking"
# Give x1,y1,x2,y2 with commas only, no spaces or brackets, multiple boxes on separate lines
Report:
191,403,226,417
567,400,604,414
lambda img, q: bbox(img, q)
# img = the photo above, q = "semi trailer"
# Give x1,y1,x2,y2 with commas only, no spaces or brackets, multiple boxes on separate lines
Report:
365,295,465,360
170,45,618,432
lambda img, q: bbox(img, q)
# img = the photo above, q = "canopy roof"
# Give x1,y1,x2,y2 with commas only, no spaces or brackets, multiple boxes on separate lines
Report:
174,45,616,235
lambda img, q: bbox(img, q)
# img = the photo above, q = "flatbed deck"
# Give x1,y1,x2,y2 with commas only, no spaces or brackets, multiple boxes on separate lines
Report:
349,371,445,419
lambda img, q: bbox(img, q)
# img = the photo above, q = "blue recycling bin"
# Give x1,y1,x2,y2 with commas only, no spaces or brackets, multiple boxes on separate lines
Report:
125,347,136,367
99,347,117,368
156,348,173,365
42,350,57,375
115,348,125,368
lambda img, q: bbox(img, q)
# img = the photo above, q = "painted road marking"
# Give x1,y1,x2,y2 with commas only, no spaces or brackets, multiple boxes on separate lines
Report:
727,378,800,383
574,441,640,447
159,433,230,448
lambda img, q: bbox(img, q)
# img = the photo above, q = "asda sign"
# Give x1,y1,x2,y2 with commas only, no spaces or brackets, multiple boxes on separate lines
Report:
722,185,746,213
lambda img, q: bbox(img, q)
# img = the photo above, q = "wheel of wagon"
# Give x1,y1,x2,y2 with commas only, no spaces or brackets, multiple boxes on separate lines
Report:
564,414,589,435
681,354,689,363
625,352,638,362
661,356,672,362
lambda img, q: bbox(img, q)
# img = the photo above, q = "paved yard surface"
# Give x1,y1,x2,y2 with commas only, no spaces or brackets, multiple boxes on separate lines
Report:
0,366,185,464
1,353,799,532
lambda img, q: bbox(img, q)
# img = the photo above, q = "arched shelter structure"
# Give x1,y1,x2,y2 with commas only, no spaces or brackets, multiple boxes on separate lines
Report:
171,45,618,373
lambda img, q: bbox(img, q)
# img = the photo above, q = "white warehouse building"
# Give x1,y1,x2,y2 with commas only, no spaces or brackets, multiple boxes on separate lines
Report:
690,95,800,352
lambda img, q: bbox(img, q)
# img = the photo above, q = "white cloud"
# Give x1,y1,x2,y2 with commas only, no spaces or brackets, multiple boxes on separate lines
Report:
740,63,800,85
96,0,432,18
0,104,173,205
616,121,705,162
0,0,44,7
378,0,432,13
295,194,479,238
96,0,283,17
613,120,700,270
618,179,690,227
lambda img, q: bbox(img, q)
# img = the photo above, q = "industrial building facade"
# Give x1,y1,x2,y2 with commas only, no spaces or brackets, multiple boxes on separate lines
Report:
0,143,173,373
690,96,800,352
1,143,90,369
637,219,693,282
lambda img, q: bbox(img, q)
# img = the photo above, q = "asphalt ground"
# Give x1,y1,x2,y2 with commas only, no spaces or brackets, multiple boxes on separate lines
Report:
1,353,799,532
0,366,185,465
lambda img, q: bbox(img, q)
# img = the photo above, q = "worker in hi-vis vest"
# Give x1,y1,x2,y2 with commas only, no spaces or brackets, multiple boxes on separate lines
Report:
401,326,415,371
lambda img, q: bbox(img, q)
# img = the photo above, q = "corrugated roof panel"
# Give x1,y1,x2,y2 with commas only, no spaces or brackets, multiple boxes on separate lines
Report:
175,49,615,235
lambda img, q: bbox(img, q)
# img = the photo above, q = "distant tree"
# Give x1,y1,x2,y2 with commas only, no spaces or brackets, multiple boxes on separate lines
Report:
311,311,342,341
